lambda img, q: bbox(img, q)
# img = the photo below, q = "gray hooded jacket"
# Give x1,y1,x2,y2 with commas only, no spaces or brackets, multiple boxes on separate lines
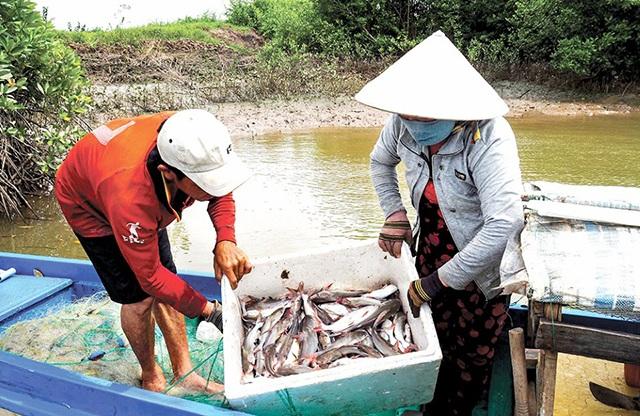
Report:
370,115,524,299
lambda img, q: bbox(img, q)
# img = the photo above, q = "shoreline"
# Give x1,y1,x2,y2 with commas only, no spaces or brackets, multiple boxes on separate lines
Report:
205,94,639,139
89,79,639,138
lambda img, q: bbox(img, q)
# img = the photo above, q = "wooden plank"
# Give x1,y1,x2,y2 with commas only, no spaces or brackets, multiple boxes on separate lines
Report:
527,300,544,347
539,349,558,416
538,303,562,416
509,328,530,416
527,381,537,416
535,321,640,364
536,349,546,415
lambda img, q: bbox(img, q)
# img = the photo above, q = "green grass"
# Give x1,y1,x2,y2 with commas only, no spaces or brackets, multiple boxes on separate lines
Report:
58,17,251,47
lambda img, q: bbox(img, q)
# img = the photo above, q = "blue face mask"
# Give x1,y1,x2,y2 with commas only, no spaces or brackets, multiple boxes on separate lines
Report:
400,118,456,146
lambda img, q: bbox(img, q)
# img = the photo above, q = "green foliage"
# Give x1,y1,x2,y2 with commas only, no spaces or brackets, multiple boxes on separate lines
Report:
229,0,335,54
59,17,238,47
229,0,639,84
226,1,261,29
0,0,90,217
510,0,640,82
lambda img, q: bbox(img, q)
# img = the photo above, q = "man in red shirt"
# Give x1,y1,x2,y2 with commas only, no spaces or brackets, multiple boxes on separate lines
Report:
55,109,252,393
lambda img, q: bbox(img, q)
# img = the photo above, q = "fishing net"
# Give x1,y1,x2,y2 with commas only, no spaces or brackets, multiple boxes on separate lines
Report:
0,292,228,407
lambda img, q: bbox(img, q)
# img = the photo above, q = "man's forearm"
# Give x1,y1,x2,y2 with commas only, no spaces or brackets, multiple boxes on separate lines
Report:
207,193,236,243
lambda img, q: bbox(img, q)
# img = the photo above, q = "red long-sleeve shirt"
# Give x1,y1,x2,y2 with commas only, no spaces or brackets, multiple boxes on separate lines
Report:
55,112,236,317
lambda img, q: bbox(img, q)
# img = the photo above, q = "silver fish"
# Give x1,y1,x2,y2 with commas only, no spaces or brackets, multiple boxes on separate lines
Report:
255,346,266,375
364,284,398,300
381,319,393,331
381,325,398,350
373,300,402,328
272,334,294,374
321,305,378,333
264,309,294,348
318,330,332,351
243,319,264,372
261,307,286,334
315,345,371,367
357,343,384,358
243,298,289,320
243,282,415,378
338,296,382,307
372,328,399,357
318,302,350,318
361,333,375,349
244,320,264,352
394,314,412,352
328,356,378,368
264,343,280,376
327,329,369,350
311,287,367,304
242,348,254,374
275,323,301,369
276,363,314,376
312,302,336,325
404,322,412,344
301,294,317,320
299,316,319,360
326,299,402,334
286,339,301,364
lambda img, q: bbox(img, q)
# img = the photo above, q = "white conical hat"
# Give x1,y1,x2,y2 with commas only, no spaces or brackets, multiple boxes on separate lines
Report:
355,31,508,120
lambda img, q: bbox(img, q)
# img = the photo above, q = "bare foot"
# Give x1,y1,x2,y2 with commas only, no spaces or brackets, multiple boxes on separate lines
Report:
141,365,167,392
173,372,224,394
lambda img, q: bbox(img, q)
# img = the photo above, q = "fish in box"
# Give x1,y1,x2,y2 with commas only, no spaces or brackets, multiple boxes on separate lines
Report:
241,282,414,379
222,241,442,416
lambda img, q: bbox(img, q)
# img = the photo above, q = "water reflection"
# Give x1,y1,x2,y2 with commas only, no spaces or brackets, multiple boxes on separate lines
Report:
513,114,640,186
169,128,413,270
0,113,639,273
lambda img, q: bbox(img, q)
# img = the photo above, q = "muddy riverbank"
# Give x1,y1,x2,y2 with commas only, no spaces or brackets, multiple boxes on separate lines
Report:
202,82,640,138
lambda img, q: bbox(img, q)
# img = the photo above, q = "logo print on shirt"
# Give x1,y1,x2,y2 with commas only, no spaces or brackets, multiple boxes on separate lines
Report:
123,222,145,244
92,121,136,145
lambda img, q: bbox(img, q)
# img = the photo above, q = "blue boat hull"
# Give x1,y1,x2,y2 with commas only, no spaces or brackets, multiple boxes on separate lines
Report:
0,252,637,416
0,252,244,416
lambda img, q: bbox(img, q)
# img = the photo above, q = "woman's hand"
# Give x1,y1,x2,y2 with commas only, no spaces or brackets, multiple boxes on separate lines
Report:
406,271,446,318
378,210,412,258
213,241,253,289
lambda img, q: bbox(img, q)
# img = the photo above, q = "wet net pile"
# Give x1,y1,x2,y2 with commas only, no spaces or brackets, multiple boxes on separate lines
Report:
0,292,227,406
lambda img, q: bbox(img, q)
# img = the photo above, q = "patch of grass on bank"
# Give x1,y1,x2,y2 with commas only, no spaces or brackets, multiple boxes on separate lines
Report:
53,15,383,120
58,17,250,48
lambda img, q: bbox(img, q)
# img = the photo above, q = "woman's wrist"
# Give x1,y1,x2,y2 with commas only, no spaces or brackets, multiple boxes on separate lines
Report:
386,210,408,221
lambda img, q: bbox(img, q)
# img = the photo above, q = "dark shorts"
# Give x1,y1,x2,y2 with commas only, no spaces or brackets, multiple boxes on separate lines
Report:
76,229,176,305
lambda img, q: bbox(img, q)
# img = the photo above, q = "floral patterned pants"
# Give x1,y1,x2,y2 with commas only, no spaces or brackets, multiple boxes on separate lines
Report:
415,191,509,416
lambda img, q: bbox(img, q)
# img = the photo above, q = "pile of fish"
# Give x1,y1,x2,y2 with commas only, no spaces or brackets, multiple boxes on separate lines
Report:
241,282,416,380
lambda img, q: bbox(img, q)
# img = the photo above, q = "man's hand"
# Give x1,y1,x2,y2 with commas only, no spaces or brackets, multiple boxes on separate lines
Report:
213,241,253,289
378,210,412,258
201,300,223,332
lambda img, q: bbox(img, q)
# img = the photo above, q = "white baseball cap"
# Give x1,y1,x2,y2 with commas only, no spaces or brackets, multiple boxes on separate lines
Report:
355,31,508,120
157,109,250,197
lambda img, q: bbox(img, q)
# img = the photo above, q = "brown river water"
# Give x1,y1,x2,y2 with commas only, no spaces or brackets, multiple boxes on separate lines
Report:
0,113,638,414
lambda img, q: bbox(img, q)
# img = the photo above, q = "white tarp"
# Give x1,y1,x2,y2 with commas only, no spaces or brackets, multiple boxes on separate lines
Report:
501,182,640,317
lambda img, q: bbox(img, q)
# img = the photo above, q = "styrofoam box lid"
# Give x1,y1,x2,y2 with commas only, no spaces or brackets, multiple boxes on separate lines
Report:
222,241,442,416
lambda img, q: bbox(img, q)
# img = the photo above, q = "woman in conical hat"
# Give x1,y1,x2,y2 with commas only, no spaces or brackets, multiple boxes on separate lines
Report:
358,31,524,415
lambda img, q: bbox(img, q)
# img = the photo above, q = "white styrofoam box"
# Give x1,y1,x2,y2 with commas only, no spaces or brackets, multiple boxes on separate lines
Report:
222,241,442,416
